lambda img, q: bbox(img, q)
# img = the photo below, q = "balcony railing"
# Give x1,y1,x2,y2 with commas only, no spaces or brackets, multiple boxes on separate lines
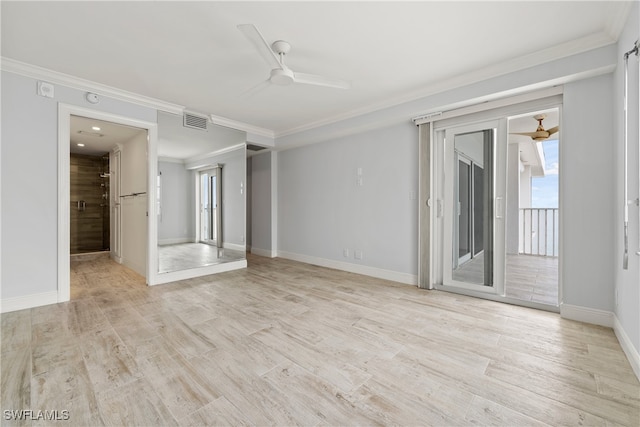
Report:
519,208,559,257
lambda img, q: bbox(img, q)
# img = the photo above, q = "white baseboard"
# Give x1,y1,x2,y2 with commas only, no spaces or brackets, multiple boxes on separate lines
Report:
223,242,247,252
1,291,58,313
614,315,640,381
250,247,276,258
560,304,614,327
151,259,247,285
277,250,417,286
158,237,194,246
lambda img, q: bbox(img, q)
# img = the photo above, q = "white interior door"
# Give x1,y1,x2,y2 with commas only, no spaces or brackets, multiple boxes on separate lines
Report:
439,119,507,295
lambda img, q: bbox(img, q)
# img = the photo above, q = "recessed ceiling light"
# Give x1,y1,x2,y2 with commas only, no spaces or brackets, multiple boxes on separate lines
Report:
92,126,101,131
77,143,85,147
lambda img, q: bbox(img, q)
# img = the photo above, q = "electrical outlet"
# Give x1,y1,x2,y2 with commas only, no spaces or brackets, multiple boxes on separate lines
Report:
354,250,363,260
343,248,349,258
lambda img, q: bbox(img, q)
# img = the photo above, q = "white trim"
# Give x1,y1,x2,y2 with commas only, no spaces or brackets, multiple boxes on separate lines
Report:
414,86,564,125
250,247,276,258
1,291,58,313
153,260,247,285
560,303,614,327
3,57,184,115
158,237,194,246
277,33,614,138
614,315,640,381
1,57,273,138
209,113,274,139
158,156,185,164
58,104,158,296
222,242,247,252
277,250,417,286
185,143,245,165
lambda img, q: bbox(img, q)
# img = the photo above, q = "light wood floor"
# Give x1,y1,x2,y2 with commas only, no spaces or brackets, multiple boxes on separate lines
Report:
505,254,558,306
158,243,245,274
1,255,638,426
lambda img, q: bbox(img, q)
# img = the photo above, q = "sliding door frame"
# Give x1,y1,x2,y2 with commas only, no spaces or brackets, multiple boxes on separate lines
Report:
417,88,564,311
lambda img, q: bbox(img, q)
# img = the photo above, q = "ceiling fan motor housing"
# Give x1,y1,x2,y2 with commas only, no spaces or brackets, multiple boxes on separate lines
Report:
270,68,295,85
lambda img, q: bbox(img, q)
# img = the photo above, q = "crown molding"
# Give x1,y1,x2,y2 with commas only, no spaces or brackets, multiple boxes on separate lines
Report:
185,142,245,167
604,1,634,41
1,57,185,114
275,31,616,139
209,113,274,139
1,57,274,138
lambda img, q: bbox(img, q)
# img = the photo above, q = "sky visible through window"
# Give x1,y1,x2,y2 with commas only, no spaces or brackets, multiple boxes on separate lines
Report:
531,139,559,208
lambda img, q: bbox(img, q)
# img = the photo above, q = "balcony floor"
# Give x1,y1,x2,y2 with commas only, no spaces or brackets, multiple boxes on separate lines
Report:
452,253,558,306
505,254,558,306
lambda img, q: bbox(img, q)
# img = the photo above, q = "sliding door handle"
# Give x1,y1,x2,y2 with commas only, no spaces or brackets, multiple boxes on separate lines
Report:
495,196,504,219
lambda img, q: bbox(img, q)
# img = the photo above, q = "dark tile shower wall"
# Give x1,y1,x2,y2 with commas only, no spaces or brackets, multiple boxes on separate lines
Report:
70,153,110,254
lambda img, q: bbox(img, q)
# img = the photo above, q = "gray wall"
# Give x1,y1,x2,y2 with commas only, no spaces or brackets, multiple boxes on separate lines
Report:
251,151,273,254
158,161,195,243
278,122,418,275
1,71,156,300
562,74,615,311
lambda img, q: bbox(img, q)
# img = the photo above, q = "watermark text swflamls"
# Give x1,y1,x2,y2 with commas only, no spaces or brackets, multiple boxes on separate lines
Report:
4,409,70,421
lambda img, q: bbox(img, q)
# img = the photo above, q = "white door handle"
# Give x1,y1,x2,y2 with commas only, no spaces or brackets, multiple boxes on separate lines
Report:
496,196,504,219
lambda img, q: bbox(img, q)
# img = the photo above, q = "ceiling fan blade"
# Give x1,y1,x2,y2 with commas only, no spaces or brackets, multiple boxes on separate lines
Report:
510,131,538,137
293,72,350,89
237,24,281,70
239,79,271,99
546,126,559,136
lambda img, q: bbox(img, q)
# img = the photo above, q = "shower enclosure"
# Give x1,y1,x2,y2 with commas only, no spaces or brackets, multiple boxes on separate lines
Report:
70,153,110,254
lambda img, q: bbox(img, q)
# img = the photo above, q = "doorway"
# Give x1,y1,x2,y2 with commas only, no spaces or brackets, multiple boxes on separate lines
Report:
504,109,560,306
427,100,561,311
69,152,110,254
58,105,157,302
198,166,222,247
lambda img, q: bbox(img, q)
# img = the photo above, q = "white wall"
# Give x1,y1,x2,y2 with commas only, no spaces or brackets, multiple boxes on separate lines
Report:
278,122,419,281
1,71,156,303
614,3,640,367
158,161,194,244
120,132,148,276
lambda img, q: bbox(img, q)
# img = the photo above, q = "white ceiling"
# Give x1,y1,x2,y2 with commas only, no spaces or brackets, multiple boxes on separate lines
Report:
1,1,631,136
70,115,146,156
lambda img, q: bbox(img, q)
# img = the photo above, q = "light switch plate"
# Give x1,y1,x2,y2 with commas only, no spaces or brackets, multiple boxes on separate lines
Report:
37,81,54,98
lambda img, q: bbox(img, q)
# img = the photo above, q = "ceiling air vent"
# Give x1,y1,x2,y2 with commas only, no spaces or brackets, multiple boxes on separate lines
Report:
247,144,267,152
183,113,208,130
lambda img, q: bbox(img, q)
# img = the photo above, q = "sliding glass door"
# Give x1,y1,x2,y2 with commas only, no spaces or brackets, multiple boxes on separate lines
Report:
437,119,506,295
199,166,222,247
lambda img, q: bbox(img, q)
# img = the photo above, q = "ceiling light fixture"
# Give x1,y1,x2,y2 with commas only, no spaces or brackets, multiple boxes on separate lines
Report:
92,126,101,131
77,143,85,147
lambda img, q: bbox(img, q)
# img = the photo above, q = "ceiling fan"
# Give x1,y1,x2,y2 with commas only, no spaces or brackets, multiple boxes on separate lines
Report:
511,114,559,141
237,24,350,94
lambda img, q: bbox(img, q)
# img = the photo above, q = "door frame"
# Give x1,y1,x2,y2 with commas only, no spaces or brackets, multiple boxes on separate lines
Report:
420,90,563,311
57,104,158,302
